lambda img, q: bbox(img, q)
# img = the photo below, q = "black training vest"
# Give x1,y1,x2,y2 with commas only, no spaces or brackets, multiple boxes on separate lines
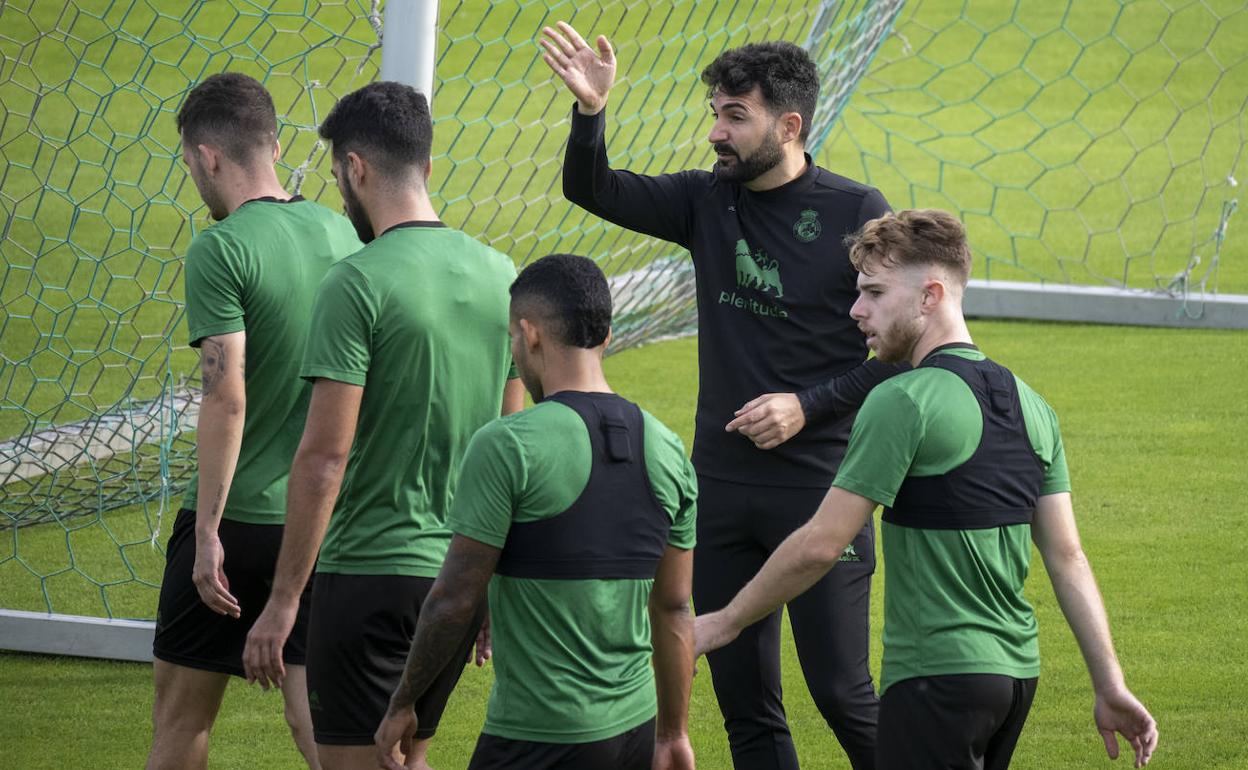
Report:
884,345,1045,530
494,391,671,580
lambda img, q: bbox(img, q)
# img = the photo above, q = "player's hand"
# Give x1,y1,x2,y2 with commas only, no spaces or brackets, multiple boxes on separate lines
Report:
474,612,492,667
242,598,297,691
725,393,807,450
192,533,241,618
374,703,419,770
1094,686,1158,767
652,733,695,769
693,610,740,658
540,21,616,116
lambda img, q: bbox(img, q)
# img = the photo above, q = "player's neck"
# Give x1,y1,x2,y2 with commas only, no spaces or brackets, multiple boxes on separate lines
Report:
368,188,440,234
909,313,974,366
540,349,612,397
743,148,808,192
222,167,290,215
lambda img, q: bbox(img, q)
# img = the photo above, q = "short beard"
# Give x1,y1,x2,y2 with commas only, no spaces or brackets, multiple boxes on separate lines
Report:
341,177,374,243
873,311,923,364
713,127,785,184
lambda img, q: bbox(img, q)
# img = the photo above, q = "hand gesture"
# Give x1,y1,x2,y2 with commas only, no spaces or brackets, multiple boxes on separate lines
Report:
374,704,420,770
192,534,241,618
540,21,616,116
474,612,492,667
653,734,695,769
725,393,807,450
1094,686,1158,767
242,598,298,690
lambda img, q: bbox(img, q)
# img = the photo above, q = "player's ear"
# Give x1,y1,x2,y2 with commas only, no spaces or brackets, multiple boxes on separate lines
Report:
518,317,541,351
779,111,803,144
345,150,366,188
272,137,281,164
423,157,433,184
195,144,220,175
921,279,945,312
602,326,613,351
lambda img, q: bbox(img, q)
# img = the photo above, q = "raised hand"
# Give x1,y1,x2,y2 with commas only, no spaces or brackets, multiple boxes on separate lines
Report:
540,21,616,115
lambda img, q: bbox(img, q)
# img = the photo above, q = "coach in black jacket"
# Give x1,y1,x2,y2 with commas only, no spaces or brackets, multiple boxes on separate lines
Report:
542,22,900,770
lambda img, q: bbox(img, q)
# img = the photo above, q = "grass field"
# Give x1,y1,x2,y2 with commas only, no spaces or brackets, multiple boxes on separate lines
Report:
1,0,1247,767
3,324,1248,768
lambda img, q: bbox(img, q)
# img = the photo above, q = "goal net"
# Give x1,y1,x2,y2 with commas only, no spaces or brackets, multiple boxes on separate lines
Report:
0,0,903,653
1,0,1243,655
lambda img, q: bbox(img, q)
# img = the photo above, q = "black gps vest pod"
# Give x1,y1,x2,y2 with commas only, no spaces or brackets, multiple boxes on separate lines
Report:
884,345,1045,530
494,392,671,580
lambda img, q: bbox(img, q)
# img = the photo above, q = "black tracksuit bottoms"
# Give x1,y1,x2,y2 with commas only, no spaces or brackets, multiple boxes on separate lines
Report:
693,474,879,770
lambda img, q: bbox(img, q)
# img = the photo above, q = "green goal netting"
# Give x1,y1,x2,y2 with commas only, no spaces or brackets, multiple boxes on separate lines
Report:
0,0,1243,645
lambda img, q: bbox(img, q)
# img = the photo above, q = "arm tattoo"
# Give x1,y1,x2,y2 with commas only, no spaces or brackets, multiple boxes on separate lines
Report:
391,540,498,709
199,337,244,398
200,338,227,397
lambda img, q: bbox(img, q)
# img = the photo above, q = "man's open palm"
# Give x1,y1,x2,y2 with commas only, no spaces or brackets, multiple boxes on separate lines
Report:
540,21,616,115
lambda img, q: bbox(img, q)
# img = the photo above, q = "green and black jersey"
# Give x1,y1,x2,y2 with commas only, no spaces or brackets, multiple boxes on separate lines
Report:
182,197,359,524
302,221,516,577
832,346,1070,694
449,394,698,744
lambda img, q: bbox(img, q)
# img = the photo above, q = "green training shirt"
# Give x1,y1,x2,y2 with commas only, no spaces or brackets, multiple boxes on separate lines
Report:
449,397,698,743
832,347,1070,694
182,197,359,524
303,222,516,577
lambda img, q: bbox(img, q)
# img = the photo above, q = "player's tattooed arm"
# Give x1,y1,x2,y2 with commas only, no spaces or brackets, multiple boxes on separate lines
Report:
191,331,247,617
199,335,244,398
389,535,500,711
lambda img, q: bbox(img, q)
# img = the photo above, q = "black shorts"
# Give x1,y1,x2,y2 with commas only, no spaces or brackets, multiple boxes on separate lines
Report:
306,573,482,746
152,507,313,677
467,719,655,770
877,674,1038,770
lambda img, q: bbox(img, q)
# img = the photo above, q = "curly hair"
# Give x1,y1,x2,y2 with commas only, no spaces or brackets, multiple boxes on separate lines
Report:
700,41,819,141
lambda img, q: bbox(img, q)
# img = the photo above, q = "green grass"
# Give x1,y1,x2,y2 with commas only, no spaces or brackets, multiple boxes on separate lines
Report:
3,323,1247,768
1,1,1246,765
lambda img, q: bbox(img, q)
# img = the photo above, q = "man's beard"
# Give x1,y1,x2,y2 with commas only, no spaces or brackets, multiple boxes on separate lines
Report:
713,129,784,184
869,306,924,364
341,178,374,243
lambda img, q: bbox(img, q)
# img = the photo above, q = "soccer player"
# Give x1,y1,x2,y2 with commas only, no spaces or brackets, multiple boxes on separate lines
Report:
543,24,895,769
240,81,523,770
148,72,360,770
374,253,698,770
695,209,1160,769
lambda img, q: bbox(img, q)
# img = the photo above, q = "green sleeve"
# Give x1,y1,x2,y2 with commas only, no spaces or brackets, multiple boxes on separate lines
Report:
1018,382,1071,494
184,232,245,346
643,413,698,550
301,263,375,386
448,419,526,548
832,382,925,506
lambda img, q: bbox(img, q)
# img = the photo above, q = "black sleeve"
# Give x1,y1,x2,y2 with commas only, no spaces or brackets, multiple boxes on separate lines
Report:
563,105,696,248
796,358,910,424
856,186,891,228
